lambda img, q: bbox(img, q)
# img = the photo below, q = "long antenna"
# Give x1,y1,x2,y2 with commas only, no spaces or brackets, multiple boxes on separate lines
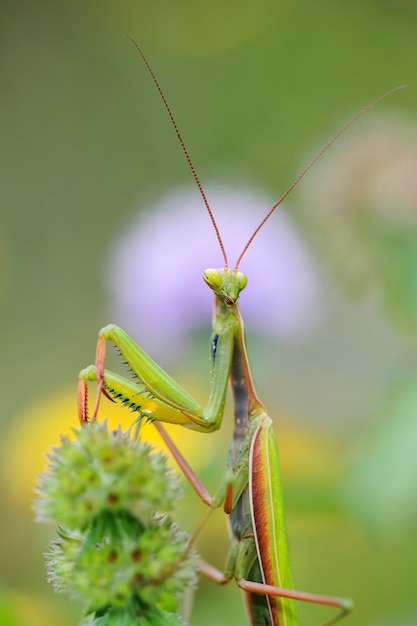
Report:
126,36,229,268
234,85,405,270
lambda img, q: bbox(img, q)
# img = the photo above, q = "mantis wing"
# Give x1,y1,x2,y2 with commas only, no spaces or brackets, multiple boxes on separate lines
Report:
249,413,298,626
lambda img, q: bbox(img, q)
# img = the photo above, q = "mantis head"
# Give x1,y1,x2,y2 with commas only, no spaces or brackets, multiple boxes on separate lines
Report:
203,268,248,307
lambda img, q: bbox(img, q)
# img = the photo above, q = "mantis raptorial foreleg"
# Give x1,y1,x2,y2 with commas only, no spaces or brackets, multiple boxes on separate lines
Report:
79,322,233,433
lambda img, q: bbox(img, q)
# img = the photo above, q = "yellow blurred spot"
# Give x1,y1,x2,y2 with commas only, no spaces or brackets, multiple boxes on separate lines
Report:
2,388,221,512
1,589,72,626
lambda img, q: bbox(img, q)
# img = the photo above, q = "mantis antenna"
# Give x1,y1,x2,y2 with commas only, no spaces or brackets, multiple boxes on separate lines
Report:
126,36,229,269
234,84,405,269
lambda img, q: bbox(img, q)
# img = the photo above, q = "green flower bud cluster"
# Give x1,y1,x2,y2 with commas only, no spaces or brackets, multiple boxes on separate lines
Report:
35,421,198,625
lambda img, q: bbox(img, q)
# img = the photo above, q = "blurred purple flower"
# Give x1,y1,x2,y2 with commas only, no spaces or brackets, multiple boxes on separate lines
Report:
105,184,322,358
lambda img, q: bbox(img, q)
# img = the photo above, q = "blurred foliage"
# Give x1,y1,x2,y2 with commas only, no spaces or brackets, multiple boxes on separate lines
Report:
1,2,417,625
344,376,417,538
296,117,417,332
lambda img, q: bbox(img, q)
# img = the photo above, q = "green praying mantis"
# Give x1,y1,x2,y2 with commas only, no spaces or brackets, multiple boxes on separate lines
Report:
78,39,403,626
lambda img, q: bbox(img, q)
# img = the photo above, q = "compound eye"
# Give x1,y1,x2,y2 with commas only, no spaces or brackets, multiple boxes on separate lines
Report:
203,268,222,288
236,271,248,292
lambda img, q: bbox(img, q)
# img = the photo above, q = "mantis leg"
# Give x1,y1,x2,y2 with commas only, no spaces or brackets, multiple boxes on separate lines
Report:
153,421,353,626
78,323,234,433
197,545,352,626
78,366,205,429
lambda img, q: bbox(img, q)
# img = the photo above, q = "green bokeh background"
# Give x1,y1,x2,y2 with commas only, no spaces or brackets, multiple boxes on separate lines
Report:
1,2,417,625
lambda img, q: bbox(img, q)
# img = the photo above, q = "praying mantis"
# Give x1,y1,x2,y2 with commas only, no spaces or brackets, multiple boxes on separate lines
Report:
78,39,403,626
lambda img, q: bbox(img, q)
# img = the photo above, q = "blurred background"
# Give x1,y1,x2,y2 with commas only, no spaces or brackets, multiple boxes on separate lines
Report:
1,1,417,625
